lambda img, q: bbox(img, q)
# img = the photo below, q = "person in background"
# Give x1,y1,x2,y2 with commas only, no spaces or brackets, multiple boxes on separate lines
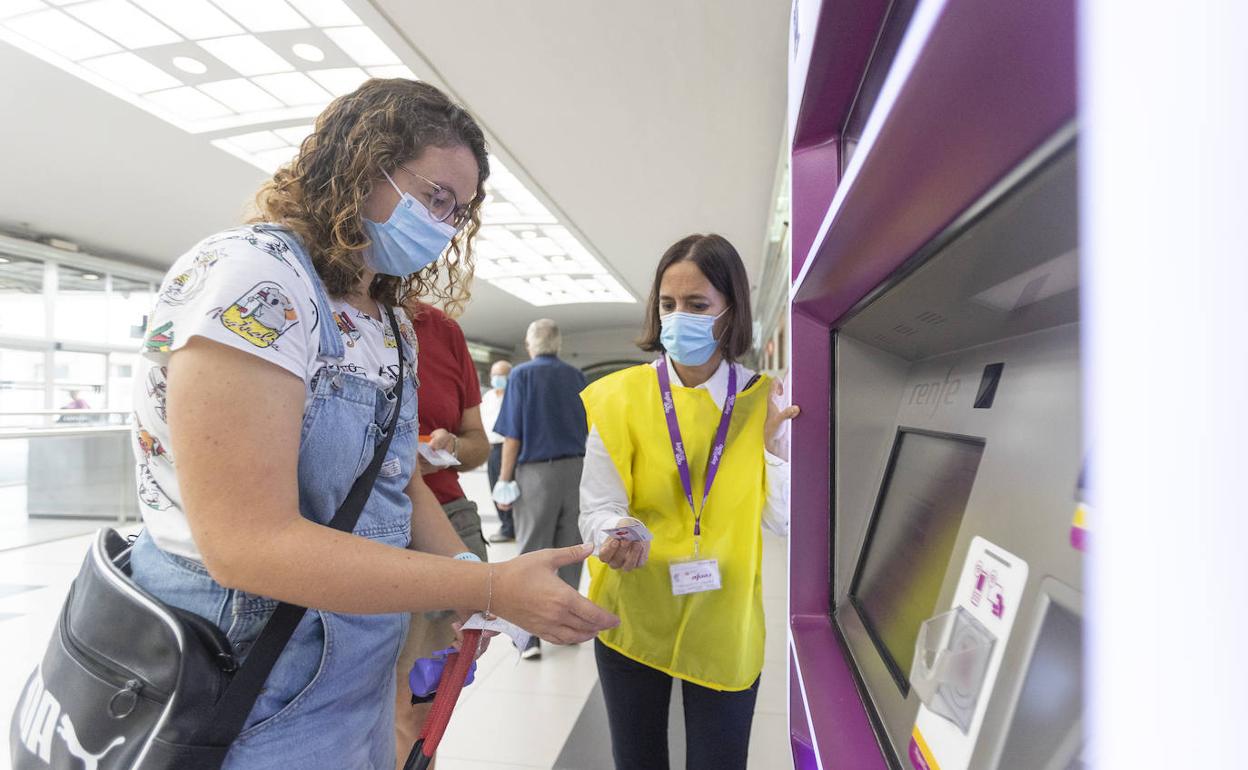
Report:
578,234,799,770
392,300,491,768
493,319,589,660
480,359,515,543
62,389,90,410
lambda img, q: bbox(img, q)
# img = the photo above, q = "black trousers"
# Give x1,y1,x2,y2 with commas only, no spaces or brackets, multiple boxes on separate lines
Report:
486,443,513,536
594,639,759,770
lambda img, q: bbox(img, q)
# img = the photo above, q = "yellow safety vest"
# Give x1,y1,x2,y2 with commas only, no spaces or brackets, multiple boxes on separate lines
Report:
581,362,771,691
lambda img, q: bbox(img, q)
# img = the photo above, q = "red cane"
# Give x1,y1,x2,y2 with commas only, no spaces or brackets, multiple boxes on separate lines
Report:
402,629,482,770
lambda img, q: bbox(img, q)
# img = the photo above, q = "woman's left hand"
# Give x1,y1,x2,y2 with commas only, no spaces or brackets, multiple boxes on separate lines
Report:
763,378,800,461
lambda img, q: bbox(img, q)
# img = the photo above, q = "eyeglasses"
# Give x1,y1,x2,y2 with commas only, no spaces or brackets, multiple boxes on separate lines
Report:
398,165,472,230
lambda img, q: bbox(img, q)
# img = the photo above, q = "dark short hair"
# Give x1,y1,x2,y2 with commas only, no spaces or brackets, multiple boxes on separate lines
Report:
637,234,753,361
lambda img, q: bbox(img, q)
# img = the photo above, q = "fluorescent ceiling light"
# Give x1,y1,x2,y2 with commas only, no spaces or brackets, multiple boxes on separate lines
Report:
130,0,242,40
971,248,1079,313
199,77,284,112
5,8,120,59
272,124,312,144
144,85,232,120
287,0,358,27
211,0,308,33
198,35,292,76
0,2,46,21
80,51,182,93
366,64,416,80
226,129,286,152
66,0,180,49
324,25,399,67
251,71,329,106
307,66,367,96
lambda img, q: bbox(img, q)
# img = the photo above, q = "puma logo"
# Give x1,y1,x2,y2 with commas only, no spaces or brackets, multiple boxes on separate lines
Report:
58,714,126,770
16,670,126,768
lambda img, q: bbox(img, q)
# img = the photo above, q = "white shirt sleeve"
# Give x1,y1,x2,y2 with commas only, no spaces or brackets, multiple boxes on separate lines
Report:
579,425,631,551
762,449,791,536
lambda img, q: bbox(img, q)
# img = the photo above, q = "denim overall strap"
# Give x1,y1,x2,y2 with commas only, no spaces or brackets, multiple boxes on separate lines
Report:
251,224,344,361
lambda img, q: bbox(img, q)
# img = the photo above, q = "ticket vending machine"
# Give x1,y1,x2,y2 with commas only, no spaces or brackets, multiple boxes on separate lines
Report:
831,144,1084,769
785,1,1082,767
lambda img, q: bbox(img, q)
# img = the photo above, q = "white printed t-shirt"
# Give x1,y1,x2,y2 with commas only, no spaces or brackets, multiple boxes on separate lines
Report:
132,226,418,560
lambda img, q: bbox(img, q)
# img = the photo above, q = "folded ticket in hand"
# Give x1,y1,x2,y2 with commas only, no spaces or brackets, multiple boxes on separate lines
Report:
417,442,459,468
602,517,653,542
461,612,532,653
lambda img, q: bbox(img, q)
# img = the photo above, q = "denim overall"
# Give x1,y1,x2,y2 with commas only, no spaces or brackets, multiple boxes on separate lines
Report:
129,226,419,768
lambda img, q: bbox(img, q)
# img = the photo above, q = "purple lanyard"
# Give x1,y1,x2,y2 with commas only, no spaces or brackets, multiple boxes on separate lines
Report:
656,355,737,549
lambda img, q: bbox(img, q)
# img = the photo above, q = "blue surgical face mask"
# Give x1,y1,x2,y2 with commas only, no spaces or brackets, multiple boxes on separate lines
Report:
362,169,456,276
491,374,507,389
659,310,725,366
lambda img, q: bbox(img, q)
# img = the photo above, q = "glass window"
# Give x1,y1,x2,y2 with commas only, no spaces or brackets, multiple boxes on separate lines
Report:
0,347,47,426
109,276,155,347
107,352,137,412
0,255,47,338
53,350,105,416
54,265,109,344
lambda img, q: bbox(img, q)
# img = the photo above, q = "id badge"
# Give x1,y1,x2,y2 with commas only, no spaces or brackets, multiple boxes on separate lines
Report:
669,558,722,595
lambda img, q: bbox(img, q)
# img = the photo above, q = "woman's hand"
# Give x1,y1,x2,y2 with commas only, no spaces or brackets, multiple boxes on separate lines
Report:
419,428,457,475
451,618,496,660
492,543,619,644
599,531,649,572
763,379,800,461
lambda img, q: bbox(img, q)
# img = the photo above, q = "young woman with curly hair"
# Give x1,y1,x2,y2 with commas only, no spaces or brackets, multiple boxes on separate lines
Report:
126,78,617,768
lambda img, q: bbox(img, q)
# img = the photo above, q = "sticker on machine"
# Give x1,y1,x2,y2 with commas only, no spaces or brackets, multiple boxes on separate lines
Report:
908,536,1028,770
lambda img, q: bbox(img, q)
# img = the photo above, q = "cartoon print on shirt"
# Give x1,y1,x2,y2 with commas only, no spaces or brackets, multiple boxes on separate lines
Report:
243,229,300,275
136,425,168,462
146,366,168,422
159,248,222,306
137,463,173,511
399,319,418,352
215,281,298,348
334,310,362,347
144,321,174,352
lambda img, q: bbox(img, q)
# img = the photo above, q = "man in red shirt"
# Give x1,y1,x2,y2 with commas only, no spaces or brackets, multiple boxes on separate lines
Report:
393,301,491,765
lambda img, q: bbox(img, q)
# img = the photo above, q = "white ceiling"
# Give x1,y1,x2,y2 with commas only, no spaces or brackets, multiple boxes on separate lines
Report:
0,0,789,349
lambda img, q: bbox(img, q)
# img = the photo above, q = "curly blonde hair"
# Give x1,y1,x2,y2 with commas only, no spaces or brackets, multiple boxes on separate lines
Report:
250,78,488,316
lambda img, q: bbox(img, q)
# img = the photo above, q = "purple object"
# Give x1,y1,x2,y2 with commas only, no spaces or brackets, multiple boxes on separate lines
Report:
408,647,476,700
788,0,1077,766
655,356,737,542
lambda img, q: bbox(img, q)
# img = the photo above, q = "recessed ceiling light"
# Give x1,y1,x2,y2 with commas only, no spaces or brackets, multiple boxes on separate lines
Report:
5,8,120,60
172,55,207,74
323,25,399,67
131,0,242,40
198,35,293,76
82,273,100,281
273,124,313,145
0,257,11,264
0,2,46,22
225,129,287,153
212,0,308,33
366,64,416,80
81,51,181,93
291,43,323,62
66,0,180,50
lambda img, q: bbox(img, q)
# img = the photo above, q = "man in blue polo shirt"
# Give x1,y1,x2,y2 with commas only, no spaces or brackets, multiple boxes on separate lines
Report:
493,318,588,659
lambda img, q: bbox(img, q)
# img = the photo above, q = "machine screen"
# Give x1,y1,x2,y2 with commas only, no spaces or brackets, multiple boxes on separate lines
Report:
998,601,1085,768
849,429,984,692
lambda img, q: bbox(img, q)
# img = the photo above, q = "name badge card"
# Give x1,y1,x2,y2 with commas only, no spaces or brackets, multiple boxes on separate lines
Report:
669,558,722,595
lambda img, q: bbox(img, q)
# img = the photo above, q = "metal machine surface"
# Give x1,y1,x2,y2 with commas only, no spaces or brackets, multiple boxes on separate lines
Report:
831,144,1083,768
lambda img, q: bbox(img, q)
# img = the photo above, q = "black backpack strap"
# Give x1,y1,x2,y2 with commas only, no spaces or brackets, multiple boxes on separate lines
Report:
198,306,407,745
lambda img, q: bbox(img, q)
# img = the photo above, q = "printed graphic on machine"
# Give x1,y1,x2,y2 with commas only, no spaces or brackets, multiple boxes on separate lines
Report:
908,536,1028,770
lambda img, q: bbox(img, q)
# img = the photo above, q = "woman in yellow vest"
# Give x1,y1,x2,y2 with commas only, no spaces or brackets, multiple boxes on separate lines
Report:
579,233,800,769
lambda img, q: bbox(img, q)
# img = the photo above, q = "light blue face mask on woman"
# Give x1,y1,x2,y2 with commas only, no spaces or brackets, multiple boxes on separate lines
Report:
491,374,508,389
362,169,457,276
660,310,725,366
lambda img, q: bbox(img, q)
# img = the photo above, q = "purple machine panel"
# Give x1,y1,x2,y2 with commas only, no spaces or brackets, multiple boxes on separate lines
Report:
787,0,1075,767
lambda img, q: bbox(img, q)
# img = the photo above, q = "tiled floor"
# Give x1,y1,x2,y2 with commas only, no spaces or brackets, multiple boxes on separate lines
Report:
0,469,793,769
